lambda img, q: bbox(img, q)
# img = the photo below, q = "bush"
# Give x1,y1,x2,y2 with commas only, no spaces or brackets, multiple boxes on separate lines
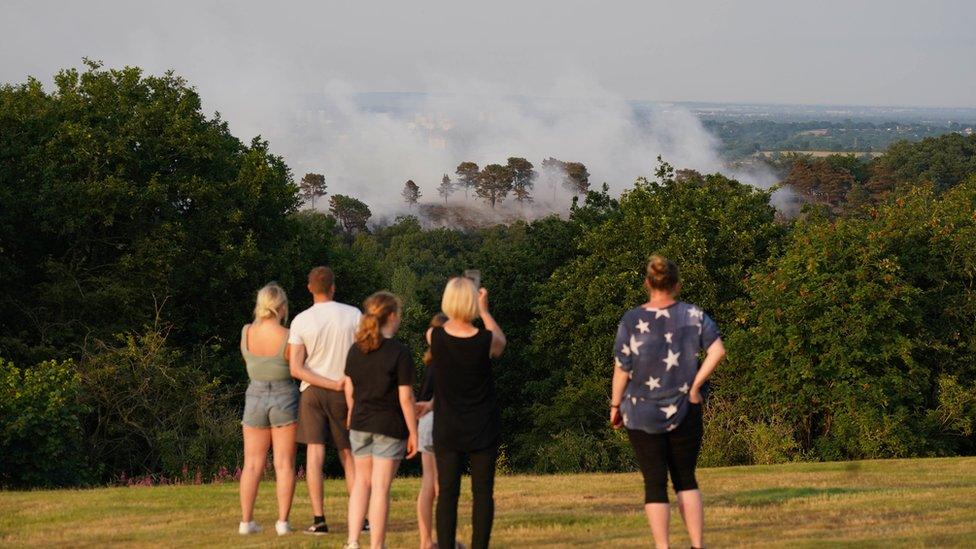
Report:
723,177,976,460
531,428,634,473
0,358,90,487
78,325,242,481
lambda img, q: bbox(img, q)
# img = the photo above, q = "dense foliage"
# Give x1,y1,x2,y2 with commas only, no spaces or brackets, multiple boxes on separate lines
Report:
1,64,975,487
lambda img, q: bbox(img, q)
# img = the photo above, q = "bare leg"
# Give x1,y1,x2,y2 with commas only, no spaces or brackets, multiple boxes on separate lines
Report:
417,452,438,549
240,426,271,522
368,457,402,549
306,443,326,517
644,502,670,549
271,423,297,522
347,456,373,546
676,489,704,548
339,447,356,495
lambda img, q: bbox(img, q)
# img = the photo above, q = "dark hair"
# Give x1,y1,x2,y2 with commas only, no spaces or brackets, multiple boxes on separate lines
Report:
422,313,448,365
646,255,679,291
355,291,401,353
308,266,335,295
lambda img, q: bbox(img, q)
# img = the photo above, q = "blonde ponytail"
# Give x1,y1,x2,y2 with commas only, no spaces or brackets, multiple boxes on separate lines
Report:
253,282,288,324
355,291,402,353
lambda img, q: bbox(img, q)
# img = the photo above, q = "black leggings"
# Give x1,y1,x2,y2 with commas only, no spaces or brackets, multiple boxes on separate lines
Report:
435,446,498,549
628,402,703,503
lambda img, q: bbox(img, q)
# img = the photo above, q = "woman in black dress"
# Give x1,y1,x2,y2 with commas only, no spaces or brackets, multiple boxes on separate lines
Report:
427,276,506,549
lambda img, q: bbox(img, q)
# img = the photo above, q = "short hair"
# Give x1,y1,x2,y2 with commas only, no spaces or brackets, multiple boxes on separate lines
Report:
646,255,680,291
308,266,335,295
441,277,479,323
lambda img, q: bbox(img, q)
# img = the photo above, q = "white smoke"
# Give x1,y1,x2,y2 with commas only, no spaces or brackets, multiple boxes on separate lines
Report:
243,73,777,219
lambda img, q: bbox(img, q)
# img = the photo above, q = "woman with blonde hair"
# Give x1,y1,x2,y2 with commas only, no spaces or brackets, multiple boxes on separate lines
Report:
343,291,418,549
239,282,300,536
428,276,506,549
609,256,726,549
416,312,447,549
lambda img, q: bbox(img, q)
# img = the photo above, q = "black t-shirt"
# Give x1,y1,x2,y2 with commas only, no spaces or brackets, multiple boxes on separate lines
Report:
430,326,500,452
344,338,415,440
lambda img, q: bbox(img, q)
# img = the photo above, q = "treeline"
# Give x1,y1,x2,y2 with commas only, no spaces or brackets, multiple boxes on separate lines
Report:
704,118,973,158
2,63,975,488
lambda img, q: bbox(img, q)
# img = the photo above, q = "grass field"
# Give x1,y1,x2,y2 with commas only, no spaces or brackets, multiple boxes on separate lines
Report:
2,457,975,547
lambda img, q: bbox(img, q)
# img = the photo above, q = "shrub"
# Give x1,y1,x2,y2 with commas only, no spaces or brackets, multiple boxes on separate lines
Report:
0,358,90,487
78,325,242,481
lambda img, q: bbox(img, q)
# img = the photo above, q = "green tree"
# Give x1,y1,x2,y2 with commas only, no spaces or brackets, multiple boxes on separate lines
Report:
299,172,327,209
0,60,298,367
402,179,421,208
329,194,372,234
723,177,976,460
563,161,590,195
0,357,90,487
868,133,976,194
455,161,479,200
476,163,514,208
524,160,783,471
437,173,455,203
507,157,536,203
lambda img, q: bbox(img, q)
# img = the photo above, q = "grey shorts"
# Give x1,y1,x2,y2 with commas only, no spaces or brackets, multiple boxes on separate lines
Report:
350,430,407,459
418,413,435,454
242,379,299,429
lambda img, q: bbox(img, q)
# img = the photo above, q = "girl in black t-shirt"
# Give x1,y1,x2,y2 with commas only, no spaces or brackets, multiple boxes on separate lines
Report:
343,291,418,549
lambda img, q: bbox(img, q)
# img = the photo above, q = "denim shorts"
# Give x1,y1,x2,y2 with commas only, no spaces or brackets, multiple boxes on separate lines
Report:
242,379,299,429
418,413,435,454
350,430,407,459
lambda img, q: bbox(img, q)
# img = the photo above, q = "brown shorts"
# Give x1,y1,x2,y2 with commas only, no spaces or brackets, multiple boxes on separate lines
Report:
296,386,351,450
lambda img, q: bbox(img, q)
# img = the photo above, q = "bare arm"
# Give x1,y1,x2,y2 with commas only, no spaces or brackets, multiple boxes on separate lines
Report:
610,364,629,428
345,376,354,428
478,288,507,358
289,343,344,391
690,338,726,403
344,374,354,412
399,385,418,459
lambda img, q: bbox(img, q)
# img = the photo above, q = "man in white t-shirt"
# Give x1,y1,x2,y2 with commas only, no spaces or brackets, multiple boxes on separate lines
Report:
287,266,362,535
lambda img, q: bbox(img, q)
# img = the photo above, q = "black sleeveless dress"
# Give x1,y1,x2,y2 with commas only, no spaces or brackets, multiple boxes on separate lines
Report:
430,326,501,452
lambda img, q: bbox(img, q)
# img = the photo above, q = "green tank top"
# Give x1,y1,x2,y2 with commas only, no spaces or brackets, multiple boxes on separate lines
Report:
240,324,291,381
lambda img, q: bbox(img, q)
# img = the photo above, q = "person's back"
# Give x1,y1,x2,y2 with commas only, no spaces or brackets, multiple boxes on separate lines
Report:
237,283,299,537
290,301,362,388
430,325,499,452
241,321,290,382
288,266,363,536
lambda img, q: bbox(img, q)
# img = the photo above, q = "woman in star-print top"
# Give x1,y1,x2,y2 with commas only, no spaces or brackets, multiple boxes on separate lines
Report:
610,255,725,549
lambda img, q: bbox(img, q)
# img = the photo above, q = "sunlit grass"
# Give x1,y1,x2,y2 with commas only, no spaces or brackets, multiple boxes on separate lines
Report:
1,457,974,547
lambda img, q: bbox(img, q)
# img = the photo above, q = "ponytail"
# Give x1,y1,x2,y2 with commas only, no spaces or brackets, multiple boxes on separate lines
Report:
355,291,402,353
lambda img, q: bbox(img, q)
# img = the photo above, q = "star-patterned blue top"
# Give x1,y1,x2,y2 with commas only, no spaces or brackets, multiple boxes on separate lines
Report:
613,301,720,434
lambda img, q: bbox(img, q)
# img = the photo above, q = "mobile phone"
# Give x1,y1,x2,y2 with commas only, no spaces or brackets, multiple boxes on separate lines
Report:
463,269,481,289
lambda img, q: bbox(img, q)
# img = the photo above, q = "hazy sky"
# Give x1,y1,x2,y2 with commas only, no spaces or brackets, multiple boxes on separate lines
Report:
2,0,974,108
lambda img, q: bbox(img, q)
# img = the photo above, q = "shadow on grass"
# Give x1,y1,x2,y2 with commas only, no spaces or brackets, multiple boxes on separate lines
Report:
724,487,861,506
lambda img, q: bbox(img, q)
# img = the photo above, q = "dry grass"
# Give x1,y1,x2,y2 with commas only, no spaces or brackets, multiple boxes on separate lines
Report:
1,457,975,547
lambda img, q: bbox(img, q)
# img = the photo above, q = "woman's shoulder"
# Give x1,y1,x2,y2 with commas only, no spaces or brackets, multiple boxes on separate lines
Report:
677,301,706,317
621,306,648,321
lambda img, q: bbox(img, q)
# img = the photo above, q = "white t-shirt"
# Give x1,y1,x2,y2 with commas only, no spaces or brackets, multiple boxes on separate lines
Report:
288,301,362,391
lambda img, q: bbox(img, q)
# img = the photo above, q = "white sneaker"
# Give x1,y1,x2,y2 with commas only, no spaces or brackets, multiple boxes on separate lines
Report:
239,521,262,535
342,542,361,549
275,520,292,536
